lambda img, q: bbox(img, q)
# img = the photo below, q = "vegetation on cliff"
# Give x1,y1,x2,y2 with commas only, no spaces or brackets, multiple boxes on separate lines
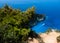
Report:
0,5,45,43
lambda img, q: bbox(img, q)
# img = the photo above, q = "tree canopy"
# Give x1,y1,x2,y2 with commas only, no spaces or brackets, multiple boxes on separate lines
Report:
0,5,45,43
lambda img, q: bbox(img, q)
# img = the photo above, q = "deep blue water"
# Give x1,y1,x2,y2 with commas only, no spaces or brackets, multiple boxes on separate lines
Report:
0,0,60,33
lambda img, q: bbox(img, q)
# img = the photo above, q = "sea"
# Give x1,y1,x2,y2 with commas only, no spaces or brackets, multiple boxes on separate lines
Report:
0,0,60,33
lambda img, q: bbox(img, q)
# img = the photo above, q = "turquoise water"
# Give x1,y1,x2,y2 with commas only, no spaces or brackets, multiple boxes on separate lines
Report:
0,0,60,33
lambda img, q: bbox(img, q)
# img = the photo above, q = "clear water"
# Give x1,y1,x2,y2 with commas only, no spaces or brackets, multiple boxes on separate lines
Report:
0,0,60,33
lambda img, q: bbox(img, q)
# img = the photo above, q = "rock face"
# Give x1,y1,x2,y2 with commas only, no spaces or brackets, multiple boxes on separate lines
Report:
28,29,60,43
28,38,39,43
40,30,60,43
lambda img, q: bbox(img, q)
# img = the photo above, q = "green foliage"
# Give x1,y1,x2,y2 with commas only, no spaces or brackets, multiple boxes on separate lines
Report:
0,5,45,43
45,28,52,34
